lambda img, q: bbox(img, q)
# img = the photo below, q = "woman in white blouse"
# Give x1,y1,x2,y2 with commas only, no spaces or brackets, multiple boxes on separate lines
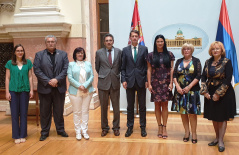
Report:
67,47,94,140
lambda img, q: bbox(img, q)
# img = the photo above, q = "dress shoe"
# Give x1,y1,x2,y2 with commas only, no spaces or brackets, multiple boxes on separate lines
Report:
76,134,82,140
57,131,69,137
218,146,225,152
125,128,133,137
101,130,108,137
82,133,90,140
39,135,48,141
113,130,120,136
208,141,218,146
141,128,147,137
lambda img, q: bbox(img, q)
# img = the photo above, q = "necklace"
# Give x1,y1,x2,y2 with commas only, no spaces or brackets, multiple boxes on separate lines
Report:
183,58,192,62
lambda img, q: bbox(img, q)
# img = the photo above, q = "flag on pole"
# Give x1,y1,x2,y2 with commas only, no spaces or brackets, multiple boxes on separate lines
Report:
128,0,145,46
216,0,239,87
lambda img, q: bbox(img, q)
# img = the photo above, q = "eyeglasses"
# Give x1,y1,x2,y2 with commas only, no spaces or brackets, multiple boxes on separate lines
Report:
46,41,56,44
183,48,191,51
212,48,220,51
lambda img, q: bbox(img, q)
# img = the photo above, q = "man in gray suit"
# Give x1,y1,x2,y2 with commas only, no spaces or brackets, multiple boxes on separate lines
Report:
95,34,122,137
33,35,69,141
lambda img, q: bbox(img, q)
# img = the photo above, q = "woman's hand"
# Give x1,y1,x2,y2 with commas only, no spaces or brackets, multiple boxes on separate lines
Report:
176,85,184,95
204,93,211,100
183,86,190,94
212,93,220,101
6,92,11,101
168,82,173,91
79,85,85,91
148,84,153,93
29,91,34,99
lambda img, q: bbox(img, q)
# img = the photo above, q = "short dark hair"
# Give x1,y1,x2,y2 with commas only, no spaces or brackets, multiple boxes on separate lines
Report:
11,44,27,65
73,47,86,61
103,33,114,42
129,30,139,37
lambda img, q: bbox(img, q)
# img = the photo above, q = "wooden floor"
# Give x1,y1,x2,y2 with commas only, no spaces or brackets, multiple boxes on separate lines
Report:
0,107,239,155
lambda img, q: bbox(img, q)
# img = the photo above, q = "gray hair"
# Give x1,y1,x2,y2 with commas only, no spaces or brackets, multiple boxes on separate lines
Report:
45,35,57,42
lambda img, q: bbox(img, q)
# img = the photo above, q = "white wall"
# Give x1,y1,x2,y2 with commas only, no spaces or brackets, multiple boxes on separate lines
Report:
109,0,239,112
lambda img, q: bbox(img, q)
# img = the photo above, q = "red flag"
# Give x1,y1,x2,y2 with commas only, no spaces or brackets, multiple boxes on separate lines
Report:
128,0,145,46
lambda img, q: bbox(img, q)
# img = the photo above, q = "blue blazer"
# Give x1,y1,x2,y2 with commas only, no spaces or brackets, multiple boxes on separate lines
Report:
67,61,94,95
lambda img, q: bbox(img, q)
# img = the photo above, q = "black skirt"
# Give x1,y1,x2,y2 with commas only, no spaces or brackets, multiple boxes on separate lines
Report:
203,84,236,122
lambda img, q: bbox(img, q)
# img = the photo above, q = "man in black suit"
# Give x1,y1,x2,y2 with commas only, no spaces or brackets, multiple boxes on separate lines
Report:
33,35,69,141
121,30,148,137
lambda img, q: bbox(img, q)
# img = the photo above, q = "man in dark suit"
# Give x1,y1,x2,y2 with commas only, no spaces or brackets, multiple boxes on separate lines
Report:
95,34,122,137
33,35,69,141
121,30,148,137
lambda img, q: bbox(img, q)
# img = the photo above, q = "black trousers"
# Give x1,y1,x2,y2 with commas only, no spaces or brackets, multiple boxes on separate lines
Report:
126,82,146,129
39,88,65,136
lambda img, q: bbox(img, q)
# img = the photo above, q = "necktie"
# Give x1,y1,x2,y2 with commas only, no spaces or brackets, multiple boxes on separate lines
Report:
134,46,137,62
108,49,112,65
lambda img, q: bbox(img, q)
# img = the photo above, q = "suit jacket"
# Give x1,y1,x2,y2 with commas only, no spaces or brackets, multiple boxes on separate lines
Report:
67,61,94,95
121,45,148,88
33,49,69,94
95,47,122,90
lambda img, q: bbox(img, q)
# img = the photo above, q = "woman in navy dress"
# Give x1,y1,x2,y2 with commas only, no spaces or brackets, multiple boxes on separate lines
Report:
171,43,201,144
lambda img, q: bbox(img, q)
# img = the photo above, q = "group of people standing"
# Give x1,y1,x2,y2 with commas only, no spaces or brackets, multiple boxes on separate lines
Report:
5,31,236,152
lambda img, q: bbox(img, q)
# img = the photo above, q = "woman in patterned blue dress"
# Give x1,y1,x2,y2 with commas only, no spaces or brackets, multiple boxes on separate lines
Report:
171,43,201,144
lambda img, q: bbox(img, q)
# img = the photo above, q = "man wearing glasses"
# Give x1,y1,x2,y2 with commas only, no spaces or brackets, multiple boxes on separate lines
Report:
34,35,69,141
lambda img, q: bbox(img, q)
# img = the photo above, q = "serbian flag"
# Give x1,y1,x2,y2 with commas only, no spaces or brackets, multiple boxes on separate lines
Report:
128,0,145,46
216,0,239,87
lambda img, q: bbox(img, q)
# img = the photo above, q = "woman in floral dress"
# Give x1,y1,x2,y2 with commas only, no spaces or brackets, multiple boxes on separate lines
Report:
147,34,175,139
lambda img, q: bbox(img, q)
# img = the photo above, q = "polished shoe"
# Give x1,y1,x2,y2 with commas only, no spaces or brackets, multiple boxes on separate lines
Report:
39,135,48,141
192,139,198,144
57,131,69,137
101,130,108,137
76,134,82,141
15,139,21,144
208,141,218,146
82,133,90,140
113,130,120,136
141,128,147,137
125,128,133,137
218,146,225,152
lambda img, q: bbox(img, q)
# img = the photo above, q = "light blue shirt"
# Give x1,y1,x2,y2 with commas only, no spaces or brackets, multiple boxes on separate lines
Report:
106,47,114,64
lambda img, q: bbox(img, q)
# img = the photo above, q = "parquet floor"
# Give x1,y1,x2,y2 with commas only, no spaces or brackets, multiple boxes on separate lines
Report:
0,107,238,155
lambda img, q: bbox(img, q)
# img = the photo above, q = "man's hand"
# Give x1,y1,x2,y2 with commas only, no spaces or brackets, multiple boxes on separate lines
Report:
49,78,58,87
123,82,127,89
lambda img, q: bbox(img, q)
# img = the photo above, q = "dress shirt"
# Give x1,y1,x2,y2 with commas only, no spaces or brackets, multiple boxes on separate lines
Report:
106,47,114,64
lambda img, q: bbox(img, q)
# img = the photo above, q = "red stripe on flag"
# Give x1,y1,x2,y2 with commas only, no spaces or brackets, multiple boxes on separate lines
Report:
219,0,234,43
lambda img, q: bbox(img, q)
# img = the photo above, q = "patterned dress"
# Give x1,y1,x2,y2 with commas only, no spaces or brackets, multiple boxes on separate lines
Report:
147,52,175,102
171,60,201,114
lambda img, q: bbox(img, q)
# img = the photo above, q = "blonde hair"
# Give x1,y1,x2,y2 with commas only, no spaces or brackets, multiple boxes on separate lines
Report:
208,41,226,57
181,43,194,55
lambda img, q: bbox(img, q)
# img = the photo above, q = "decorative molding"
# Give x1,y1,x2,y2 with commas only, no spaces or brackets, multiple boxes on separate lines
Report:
0,0,16,12
1,23,72,38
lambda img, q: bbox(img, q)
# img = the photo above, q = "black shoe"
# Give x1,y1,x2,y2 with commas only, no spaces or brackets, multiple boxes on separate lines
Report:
39,135,48,141
125,128,133,137
218,146,225,152
57,131,69,137
141,128,147,137
192,139,197,144
208,141,218,146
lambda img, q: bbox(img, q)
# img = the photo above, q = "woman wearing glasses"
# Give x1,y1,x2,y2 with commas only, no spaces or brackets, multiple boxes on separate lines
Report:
171,43,201,144
200,41,236,152
5,44,34,144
